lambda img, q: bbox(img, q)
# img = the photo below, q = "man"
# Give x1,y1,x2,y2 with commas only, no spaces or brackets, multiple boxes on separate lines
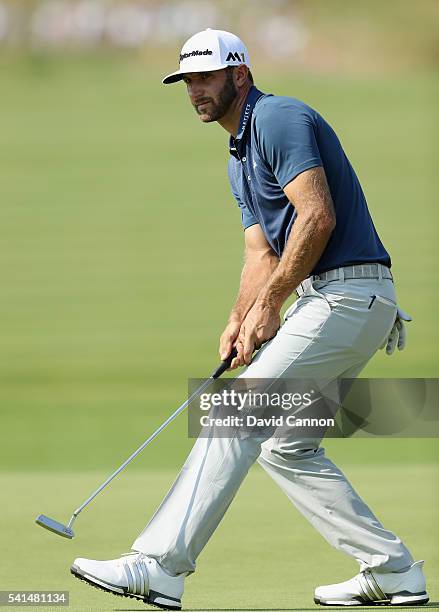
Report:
71,29,428,609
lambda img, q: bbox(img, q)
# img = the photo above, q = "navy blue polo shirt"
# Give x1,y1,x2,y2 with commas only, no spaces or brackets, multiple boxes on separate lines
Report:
228,86,391,274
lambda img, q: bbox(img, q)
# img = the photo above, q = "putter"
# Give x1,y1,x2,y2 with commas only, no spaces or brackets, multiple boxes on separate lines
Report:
36,348,238,539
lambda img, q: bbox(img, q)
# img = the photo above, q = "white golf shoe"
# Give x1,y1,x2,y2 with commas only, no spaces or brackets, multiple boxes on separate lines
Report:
314,560,428,606
71,551,184,610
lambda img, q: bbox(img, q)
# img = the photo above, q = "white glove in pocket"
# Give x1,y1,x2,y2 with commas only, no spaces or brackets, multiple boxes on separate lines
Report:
383,306,412,355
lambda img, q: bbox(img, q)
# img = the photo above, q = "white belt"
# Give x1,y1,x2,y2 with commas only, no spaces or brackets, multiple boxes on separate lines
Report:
295,263,393,297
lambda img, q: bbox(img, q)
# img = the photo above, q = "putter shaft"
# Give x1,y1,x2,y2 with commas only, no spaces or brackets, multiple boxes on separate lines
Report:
71,376,215,520
36,349,236,537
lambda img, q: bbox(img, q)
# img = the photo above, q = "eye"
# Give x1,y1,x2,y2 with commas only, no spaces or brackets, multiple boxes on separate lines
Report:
200,73,212,80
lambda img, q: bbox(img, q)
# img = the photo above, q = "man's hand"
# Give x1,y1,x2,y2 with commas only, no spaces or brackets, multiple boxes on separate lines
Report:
237,302,280,365
220,225,280,370
219,320,241,365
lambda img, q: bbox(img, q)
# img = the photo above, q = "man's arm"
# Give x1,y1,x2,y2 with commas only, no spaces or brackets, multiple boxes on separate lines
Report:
219,224,279,365
239,166,336,365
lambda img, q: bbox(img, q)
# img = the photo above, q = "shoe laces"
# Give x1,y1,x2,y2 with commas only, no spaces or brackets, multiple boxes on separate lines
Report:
121,551,142,557
121,551,152,564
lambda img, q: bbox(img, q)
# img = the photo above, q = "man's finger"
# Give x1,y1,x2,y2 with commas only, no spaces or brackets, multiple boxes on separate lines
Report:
237,331,245,350
229,357,239,370
226,340,245,370
243,331,255,365
222,331,238,359
238,321,245,337
219,339,232,361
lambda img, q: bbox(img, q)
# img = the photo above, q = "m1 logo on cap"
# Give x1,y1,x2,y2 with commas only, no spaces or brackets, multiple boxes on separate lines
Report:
226,51,245,62
180,49,213,61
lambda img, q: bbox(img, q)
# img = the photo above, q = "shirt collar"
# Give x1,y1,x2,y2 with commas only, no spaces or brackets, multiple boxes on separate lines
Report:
229,86,265,158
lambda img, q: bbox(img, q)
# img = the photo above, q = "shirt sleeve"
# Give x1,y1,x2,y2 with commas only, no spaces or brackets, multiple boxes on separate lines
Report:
228,159,259,230
254,99,323,189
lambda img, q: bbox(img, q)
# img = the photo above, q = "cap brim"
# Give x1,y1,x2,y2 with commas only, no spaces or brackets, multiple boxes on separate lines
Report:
162,70,185,85
162,63,230,85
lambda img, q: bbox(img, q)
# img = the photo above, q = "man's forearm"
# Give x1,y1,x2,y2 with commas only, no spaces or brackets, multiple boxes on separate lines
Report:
229,251,279,323
257,212,334,312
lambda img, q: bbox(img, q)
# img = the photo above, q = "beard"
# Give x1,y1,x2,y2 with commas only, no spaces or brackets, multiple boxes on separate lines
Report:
193,70,237,122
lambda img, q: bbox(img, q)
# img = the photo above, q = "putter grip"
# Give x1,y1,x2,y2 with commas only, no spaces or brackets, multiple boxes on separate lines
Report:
211,347,238,379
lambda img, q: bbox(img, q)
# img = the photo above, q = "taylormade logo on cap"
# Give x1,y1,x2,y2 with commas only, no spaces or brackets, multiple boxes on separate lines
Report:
180,49,213,61
163,28,250,84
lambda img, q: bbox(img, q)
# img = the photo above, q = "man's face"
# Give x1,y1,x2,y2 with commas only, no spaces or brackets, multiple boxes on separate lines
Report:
183,69,237,122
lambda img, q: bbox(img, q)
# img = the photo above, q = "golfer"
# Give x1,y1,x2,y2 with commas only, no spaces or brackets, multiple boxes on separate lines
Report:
72,30,428,609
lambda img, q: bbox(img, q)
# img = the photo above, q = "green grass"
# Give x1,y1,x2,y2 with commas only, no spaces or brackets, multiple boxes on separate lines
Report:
0,56,437,387
0,54,438,609
1,467,438,611
0,55,437,467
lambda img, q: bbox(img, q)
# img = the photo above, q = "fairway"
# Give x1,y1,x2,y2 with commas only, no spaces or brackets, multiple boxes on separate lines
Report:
1,466,438,611
0,51,438,611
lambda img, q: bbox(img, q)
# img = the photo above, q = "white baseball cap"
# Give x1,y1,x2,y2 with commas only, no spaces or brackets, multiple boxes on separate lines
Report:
162,28,250,85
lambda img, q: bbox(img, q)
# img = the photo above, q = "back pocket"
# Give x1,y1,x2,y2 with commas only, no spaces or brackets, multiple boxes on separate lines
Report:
353,294,397,356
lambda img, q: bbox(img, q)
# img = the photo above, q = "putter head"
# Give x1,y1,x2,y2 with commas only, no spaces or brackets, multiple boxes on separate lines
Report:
35,514,74,539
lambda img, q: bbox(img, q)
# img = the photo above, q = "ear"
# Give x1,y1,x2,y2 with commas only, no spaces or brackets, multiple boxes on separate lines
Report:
234,65,249,88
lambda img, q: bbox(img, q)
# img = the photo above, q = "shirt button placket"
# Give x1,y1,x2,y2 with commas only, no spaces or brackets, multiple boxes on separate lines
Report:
241,156,251,180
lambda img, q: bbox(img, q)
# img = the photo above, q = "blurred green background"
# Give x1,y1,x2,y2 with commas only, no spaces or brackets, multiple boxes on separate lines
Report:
0,0,438,609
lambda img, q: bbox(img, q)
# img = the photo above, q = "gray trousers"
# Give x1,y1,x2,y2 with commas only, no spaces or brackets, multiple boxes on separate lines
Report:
132,277,413,575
